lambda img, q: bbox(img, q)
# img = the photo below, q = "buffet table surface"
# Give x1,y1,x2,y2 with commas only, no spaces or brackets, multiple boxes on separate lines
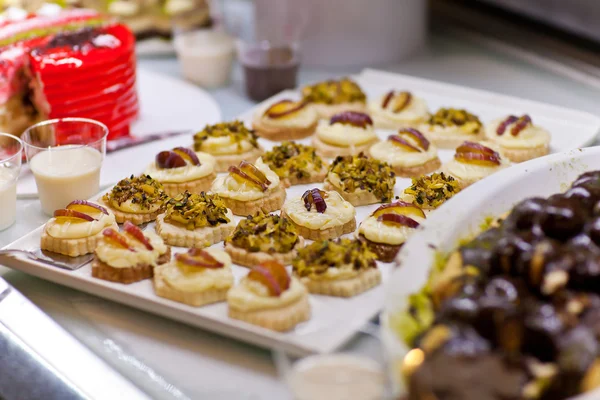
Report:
1,30,600,399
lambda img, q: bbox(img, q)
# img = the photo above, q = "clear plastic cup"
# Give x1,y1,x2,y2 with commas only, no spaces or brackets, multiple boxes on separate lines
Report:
22,118,108,216
0,133,23,231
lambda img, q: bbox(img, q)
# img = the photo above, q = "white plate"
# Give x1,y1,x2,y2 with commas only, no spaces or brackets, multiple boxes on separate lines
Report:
382,146,600,398
17,68,221,198
4,69,600,356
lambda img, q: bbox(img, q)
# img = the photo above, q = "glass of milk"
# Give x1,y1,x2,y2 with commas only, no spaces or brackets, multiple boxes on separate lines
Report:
22,118,108,216
0,133,23,231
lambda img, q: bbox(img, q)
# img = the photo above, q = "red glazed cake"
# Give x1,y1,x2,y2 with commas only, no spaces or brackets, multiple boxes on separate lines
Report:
0,9,138,139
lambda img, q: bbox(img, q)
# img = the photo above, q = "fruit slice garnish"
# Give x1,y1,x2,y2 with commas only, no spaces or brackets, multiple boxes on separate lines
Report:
373,201,426,219
173,147,200,166
330,111,373,128
156,151,186,169
496,115,518,136
455,141,502,166
175,248,224,268
388,135,420,152
510,115,532,136
229,162,270,192
103,228,135,251
392,91,412,113
53,209,96,222
123,221,153,250
377,213,420,228
302,188,328,213
240,161,271,186
399,128,430,150
247,261,290,297
264,99,306,119
381,91,395,109
66,200,108,216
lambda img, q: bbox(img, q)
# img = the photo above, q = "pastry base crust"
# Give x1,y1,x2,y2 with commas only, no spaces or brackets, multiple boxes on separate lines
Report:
40,223,119,257
155,214,236,248
280,165,329,188
358,234,402,263
98,198,162,225
323,179,382,206
228,295,311,332
280,209,356,240
500,144,549,163
423,130,485,149
387,157,442,178
299,268,382,297
153,264,230,306
213,146,264,173
252,118,317,141
91,247,171,284
310,102,366,120
224,236,304,268
311,135,379,159
160,173,216,197
221,186,286,216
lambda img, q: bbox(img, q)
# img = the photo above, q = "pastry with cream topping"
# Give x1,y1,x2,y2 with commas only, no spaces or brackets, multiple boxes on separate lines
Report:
145,147,217,197
224,211,304,268
369,128,441,177
441,141,510,188
40,200,118,257
262,142,328,187
368,90,430,130
101,174,169,225
210,158,286,216
154,248,234,307
252,99,318,141
301,77,367,119
312,111,379,158
484,114,550,162
280,188,356,241
292,239,381,297
420,108,484,148
401,172,462,211
92,221,170,284
155,191,236,248
323,153,396,206
357,202,425,262
193,121,264,172
228,260,310,332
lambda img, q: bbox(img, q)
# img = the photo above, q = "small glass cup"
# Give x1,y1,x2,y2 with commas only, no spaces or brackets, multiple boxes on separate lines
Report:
0,133,23,231
22,118,108,216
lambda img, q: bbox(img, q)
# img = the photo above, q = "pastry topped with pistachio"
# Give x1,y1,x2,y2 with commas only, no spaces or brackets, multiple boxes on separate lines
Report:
292,238,381,297
401,172,461,210
484,114,551,163
312,111,379,158
101,174,169,225
211,158,286,216
368,90,430,130
441,141,510,188
262,142,328,187
323,153,396,206
155,191,236,248
224,212,304,267
420,108,484,148
193,120,264,172
252,99,319,141
301,78,367,119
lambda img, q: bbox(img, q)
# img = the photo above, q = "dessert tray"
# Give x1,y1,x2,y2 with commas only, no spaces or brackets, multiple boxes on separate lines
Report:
3,69,600,356
383,146,600,399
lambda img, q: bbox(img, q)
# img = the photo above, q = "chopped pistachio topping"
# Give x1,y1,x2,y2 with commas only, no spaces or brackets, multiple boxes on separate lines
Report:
404,172,461,209
428,108,482,135
164,191,230,230
193,120,259,151
328,153,395,202
301,77,366,105
103,174,168,210
226,211,299,254
262,141,326,180
293,238,377,277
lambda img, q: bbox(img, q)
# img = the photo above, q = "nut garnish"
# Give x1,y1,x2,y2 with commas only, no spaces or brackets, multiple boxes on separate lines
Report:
164,191,230,230
193,121,259,151
328,153,395,202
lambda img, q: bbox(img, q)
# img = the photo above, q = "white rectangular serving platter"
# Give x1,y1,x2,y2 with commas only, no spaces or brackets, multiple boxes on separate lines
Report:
3,69,600,356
